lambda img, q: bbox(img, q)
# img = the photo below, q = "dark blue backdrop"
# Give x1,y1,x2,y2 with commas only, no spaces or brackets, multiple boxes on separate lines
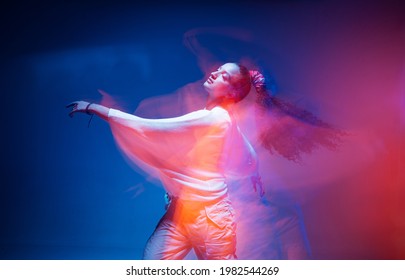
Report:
1,0,404,259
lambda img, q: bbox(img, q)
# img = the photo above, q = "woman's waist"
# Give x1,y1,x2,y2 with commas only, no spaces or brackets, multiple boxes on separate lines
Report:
170,192,229,208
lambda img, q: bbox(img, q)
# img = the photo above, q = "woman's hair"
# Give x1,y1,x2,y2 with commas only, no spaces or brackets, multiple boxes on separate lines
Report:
230,64,270,104
230,64,252,102
238,65,346,162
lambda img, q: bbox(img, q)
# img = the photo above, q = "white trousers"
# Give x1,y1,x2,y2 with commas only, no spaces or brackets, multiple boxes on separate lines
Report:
143,196,237,260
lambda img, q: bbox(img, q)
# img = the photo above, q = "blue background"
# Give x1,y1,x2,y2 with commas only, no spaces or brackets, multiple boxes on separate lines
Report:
1,0,404,259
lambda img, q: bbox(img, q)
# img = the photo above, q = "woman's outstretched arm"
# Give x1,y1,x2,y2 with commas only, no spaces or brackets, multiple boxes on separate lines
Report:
66,101,109,121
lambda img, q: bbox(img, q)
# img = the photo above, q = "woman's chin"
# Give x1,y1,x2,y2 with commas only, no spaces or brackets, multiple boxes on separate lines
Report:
203,82,212,91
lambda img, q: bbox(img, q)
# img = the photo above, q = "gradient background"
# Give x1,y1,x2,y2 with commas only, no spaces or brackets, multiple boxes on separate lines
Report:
1,0,404,259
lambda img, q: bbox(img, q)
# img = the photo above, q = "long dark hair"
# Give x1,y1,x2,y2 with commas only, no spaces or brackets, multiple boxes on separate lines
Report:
239,67,346,162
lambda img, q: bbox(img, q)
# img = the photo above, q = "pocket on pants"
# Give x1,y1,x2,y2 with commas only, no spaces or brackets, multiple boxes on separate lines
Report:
205,199,235,229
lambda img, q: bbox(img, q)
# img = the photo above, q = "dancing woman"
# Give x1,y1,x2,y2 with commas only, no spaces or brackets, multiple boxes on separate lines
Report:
68,62,265,259
67,60,342,259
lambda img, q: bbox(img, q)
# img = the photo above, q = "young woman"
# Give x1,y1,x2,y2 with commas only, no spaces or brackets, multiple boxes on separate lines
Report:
67,62,264,260
68,58,344,259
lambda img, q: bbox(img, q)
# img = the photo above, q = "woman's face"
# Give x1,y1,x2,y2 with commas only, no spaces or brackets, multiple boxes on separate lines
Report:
203,63,241,100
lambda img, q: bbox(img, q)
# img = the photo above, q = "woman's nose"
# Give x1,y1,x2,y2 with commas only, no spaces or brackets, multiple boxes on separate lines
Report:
211,71,219,79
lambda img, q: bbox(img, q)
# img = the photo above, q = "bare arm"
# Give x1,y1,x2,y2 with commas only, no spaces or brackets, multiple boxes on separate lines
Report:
66,101,109,121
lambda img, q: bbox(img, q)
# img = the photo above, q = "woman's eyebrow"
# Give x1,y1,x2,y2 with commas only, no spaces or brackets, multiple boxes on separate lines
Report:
218,67,228,74
217,66,230,77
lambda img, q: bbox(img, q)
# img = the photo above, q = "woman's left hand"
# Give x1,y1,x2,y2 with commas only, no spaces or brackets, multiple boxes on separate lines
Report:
66,101,91,117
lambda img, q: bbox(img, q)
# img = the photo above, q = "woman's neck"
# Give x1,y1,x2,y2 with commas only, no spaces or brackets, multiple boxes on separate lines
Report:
205,97,234,111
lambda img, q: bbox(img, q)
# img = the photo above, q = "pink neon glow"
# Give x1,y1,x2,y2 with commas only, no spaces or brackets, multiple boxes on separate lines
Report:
97,2,404,259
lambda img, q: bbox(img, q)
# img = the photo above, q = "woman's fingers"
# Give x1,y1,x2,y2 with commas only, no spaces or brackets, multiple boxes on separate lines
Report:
251,175,265,197
66,101,79,108
68,109,77,118
66,101,80,117
259,181,265,197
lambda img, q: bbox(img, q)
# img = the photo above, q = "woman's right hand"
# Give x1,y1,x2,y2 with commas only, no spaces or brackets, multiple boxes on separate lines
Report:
251,173,265,197
66,101,91,117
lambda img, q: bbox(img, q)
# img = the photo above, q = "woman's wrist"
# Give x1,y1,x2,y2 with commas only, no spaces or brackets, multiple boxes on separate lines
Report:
85,103,93,115
85,103,110,121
